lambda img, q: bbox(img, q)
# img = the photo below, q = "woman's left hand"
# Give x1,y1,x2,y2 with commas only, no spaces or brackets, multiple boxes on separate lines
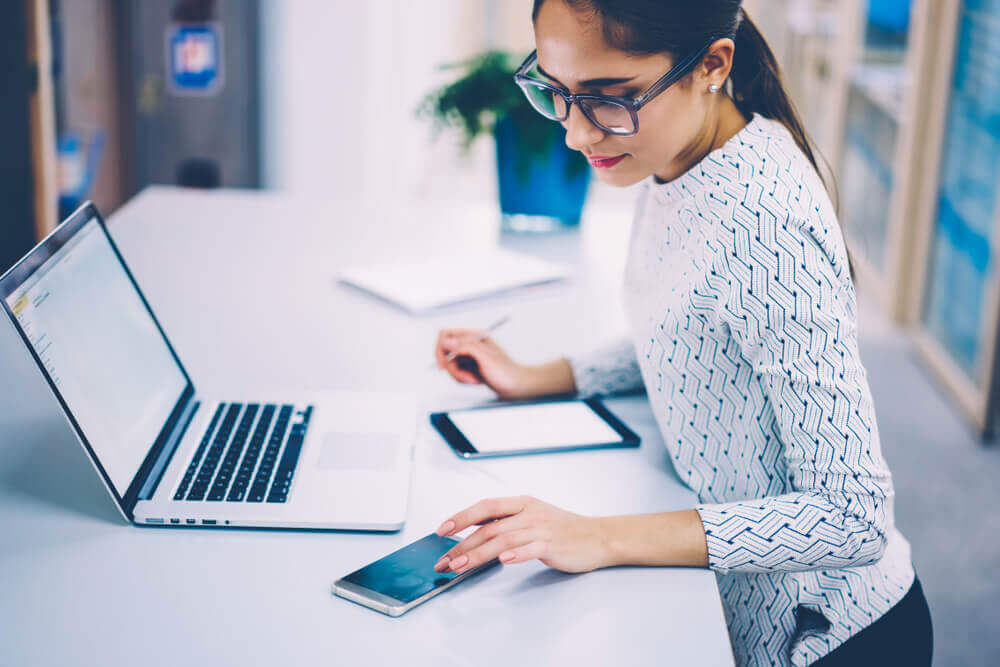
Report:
433,495,613,574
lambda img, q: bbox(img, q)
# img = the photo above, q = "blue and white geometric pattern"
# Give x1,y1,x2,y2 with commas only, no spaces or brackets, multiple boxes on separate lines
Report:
569,115,915,667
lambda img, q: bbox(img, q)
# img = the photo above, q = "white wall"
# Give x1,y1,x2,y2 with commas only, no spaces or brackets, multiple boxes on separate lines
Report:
259,0,520,204
258,0,631,209
259,0,371,196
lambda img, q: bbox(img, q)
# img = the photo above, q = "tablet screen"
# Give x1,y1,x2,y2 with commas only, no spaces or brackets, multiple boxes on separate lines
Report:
447,400,624,453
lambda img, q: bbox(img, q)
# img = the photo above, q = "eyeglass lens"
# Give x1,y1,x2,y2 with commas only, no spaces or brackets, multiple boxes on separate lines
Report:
576,98,633,134
520,80,635,135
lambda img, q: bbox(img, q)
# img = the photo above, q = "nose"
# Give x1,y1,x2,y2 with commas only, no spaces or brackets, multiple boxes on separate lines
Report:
563,103,605,152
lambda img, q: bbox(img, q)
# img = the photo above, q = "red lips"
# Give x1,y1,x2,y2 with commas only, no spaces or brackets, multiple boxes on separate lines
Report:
587,154,627,169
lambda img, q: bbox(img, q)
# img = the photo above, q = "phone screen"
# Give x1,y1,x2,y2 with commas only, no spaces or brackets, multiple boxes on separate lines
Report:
341,534,465,604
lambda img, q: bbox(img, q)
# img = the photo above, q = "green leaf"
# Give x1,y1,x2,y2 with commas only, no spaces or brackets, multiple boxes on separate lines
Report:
418,49,589,182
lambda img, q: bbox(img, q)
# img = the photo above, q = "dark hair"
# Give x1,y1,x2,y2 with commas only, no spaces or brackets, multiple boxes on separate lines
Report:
531,0,833,197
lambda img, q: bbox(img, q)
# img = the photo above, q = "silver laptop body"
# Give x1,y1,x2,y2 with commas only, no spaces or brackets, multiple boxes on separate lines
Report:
0,202,414,531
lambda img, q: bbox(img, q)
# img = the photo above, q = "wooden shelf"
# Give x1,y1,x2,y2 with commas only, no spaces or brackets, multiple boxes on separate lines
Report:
26,0,58,239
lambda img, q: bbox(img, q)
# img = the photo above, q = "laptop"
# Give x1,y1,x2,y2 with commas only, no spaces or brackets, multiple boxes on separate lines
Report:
0,202,416,531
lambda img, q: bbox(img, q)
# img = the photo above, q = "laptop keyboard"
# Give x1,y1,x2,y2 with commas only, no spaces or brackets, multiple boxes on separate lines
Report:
173,402,312,504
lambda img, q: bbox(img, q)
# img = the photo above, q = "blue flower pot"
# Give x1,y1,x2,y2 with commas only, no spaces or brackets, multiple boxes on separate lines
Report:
494,115,590,232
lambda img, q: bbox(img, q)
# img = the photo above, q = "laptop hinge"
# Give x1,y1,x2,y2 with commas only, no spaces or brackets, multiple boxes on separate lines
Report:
137,398,201,501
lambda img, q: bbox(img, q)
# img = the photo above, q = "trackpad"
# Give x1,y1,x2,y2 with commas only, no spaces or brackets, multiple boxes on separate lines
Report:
317,432,399,471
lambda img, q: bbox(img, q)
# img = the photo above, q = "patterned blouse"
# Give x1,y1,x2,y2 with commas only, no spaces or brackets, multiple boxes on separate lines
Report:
568,114,915,667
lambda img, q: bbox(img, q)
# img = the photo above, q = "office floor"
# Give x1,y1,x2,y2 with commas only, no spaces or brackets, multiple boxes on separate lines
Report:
856,292,1000,666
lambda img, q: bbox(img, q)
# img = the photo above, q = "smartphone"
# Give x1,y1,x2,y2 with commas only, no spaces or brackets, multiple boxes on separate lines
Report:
332,533,499,617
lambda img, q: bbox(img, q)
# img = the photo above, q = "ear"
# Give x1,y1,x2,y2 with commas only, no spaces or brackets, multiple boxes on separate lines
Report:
697,38,735,91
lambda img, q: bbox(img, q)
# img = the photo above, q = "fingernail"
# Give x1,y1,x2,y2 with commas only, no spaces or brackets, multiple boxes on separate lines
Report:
450,554,468,570
500,552,515,563
434,557,449,571
437,520,455,535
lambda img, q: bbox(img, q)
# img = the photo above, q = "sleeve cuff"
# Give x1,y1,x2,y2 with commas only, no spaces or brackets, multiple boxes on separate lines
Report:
566,338,644,398
694,504,732,574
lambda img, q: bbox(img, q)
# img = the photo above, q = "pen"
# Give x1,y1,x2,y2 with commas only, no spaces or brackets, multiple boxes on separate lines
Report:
432,315,511,369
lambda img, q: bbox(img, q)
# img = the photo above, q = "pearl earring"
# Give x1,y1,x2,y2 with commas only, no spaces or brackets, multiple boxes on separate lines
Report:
709,84,720,93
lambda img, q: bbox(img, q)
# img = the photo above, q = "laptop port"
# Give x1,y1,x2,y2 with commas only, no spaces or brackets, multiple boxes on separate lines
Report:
169,518,180,524
202,519,217,525
186,519,196,524
145,518,164,524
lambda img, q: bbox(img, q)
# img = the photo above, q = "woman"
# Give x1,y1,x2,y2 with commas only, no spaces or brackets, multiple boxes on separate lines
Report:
431,1,932,665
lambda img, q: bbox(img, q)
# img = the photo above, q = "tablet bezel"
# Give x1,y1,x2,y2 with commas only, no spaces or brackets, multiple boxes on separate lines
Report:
430,396,640,459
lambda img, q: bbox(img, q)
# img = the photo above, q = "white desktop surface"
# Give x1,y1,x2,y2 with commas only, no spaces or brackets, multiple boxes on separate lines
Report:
0,187,734,667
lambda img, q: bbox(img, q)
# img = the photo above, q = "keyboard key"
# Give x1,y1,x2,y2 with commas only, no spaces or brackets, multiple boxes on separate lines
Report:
177,402,312,506
174,403,221,500
227,404,276,502
266,406,312,503
207,404,259,501
186,403,242,501
247,405,293,502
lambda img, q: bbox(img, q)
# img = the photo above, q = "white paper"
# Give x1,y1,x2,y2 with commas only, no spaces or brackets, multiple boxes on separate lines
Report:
339,248,569,314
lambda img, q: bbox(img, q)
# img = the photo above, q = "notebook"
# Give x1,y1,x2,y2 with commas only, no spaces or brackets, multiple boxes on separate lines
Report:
339,247,570,314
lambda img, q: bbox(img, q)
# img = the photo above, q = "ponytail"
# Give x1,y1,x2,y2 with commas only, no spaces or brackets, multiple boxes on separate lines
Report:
731,8,835,200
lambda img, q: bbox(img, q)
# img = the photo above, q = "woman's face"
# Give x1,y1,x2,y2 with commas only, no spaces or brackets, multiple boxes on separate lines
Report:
533,0,716,187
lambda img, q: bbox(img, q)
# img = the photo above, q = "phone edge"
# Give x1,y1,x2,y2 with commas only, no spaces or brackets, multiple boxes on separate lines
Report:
332,559,501,617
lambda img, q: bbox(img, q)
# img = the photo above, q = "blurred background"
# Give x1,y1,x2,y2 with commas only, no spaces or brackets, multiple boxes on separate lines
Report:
2,0,998,663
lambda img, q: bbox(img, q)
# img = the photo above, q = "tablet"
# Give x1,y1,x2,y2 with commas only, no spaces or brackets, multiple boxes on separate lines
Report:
430,397,639,459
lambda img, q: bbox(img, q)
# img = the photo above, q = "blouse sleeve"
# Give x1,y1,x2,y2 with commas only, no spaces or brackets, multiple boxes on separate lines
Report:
567,337,645,398
693,211,893,574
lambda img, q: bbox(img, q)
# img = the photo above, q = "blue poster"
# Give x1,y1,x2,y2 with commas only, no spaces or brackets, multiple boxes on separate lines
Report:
922,0,1000,379
167,23,223,95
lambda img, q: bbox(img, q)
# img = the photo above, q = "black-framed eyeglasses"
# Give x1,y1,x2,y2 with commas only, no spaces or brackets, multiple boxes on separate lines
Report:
514,38,719,137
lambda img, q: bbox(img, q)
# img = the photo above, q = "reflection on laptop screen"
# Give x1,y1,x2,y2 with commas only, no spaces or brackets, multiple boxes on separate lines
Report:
4,217,187,496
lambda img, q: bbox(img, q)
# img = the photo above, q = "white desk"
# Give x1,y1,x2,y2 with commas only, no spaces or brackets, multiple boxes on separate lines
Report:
0,187,733,667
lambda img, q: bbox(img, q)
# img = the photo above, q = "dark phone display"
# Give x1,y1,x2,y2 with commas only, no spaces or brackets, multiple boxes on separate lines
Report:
342,534,463,604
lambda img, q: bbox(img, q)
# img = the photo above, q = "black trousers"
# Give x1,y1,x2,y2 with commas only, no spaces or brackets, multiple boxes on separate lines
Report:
812,576,933,666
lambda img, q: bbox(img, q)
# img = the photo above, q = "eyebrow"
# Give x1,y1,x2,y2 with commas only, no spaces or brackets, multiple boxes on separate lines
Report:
536,62,637,89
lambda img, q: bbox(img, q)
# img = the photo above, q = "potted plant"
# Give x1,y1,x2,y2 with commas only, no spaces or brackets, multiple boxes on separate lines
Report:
420,51,590,232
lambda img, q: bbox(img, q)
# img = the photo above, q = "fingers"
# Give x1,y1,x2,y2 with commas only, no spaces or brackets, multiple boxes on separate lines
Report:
443,527,540,573
444,357,482,385
455,355,484,380
435,515,525,568
445,344,489,384
434,331,449,369
435,331,478,380
435,329,496,368
495,539,548,565
436,496,529,537
436,329,486,356
439,328,488,340
440,340,496,385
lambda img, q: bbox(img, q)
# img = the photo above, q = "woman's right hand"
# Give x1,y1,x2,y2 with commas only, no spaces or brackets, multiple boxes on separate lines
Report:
434,328,532,400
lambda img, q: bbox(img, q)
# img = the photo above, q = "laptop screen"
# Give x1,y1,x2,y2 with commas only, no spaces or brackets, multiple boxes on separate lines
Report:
3,215,188,497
